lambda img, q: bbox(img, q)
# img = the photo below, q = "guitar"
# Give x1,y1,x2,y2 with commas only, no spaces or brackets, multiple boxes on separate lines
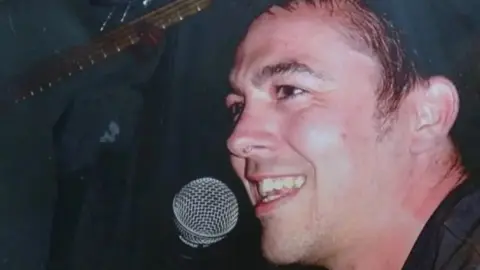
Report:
3,0,210,105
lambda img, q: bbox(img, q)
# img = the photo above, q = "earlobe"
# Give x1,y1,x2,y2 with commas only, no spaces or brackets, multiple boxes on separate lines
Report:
411,76,459,153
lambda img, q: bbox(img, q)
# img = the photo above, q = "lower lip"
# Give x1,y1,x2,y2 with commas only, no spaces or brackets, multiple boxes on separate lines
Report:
254,187,302,217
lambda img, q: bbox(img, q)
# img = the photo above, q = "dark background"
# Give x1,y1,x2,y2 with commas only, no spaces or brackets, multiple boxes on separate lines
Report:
0,0,478,269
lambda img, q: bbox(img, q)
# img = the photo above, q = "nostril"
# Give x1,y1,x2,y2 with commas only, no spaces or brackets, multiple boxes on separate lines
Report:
242,145,253,155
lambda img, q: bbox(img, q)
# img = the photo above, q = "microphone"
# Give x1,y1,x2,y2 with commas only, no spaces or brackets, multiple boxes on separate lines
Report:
172,177,239,249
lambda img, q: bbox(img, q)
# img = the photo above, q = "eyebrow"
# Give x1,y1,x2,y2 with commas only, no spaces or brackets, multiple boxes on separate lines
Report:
252,60,327,86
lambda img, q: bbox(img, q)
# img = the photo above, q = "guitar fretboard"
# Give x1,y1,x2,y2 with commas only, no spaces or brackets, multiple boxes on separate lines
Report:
12,0,210,103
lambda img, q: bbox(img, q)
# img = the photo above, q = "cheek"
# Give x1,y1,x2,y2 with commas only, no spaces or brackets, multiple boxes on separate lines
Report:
285,108,378,193
286,103,378,159
286,108,348,160
230,156,246,176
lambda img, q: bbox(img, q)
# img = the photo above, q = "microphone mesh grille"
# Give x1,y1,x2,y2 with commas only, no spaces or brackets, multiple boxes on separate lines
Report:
173,177,239,246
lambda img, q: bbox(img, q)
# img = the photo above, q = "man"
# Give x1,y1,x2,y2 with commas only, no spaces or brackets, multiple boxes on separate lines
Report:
225,0,480,269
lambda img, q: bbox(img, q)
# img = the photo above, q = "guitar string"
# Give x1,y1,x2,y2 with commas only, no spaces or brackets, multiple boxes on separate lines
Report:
93,0,191,43
129,0,207,27
87,0,208,55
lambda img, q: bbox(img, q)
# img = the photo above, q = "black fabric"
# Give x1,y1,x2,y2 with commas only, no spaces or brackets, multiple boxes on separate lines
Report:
404,180,480,270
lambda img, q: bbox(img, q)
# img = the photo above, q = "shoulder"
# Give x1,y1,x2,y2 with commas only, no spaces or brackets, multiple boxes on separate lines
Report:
435,187,480,269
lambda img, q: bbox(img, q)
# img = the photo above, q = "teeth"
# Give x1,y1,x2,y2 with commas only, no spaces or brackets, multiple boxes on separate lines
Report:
294,177,304,188
258,179,273,196
262,194,281,202
274,180,283,189
284,178,294,188
258,176,306,198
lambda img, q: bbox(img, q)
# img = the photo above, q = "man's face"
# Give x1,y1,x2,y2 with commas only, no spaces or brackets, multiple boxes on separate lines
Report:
226,4,414,265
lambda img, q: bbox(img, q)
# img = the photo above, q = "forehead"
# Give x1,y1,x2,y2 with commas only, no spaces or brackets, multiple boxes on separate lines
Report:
230,4,378,86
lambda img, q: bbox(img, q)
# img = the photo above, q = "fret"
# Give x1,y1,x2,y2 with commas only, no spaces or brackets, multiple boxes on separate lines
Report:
97,44,115,59
151,1,210,30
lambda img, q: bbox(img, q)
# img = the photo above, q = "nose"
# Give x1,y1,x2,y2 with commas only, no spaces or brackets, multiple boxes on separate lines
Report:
227,111,279,158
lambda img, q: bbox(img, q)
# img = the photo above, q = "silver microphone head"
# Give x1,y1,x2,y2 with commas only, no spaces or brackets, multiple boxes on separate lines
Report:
172,177,239,248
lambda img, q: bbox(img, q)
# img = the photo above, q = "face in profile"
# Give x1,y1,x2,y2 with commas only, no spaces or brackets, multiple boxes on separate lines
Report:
225,2,425,265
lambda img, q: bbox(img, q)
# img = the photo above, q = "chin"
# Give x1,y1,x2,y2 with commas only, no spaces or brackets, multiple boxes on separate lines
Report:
263,248,299,265
261,234,306,265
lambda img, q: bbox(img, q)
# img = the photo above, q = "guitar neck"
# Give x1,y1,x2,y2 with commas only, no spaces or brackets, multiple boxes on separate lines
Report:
13,0,210,103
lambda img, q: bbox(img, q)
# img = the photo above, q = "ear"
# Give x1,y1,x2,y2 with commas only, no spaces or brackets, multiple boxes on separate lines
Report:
409,76,459,154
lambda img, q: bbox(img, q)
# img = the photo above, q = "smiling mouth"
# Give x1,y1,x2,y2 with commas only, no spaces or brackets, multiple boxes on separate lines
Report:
254,175,306,204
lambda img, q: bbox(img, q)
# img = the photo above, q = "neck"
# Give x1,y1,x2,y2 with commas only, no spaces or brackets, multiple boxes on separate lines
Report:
401,141,465,221
325,142,465,270
324,213,423,270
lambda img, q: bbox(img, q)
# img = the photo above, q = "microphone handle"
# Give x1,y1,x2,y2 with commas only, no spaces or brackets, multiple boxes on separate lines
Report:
163,250,212,270
162,234,209,270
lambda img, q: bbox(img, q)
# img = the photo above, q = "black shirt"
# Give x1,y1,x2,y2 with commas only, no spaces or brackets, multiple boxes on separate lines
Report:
403,181,480,270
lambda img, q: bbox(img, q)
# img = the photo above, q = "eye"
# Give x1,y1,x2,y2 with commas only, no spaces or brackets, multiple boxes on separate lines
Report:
228,101,244,122
275,85,307,100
